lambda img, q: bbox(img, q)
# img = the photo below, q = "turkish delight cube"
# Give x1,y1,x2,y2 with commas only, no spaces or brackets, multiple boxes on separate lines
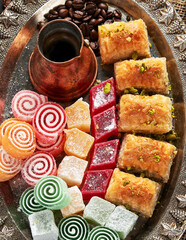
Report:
105,205,138,239
57,156,88,187
83,196,115,226
89,78,116,116
91,106,118,143
89,139,120,170
65,98,91,133
64,128,94,159
28,209,58,240
61,186,85,217
81,169,113,200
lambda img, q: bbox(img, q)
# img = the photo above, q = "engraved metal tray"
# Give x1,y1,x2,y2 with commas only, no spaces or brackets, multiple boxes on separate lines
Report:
0,0,185,239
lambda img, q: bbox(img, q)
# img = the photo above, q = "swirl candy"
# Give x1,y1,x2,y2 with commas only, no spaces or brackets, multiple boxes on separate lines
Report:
0,118,20,145
0,146,23,182
34,176,71,210
20,187,46,215
11,90,48,123
36,133,65,158
87,226,120,240
33,102,66,144
21,151,57,186
58,215,89,240
2,121,36,160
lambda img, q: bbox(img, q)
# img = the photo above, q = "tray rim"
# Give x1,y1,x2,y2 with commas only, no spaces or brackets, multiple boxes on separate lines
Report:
0,0,185,239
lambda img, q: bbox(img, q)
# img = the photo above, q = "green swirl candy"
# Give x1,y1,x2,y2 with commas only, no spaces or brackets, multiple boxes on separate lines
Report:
58,215,89,240
34,176,71,210
19,187,46,215
87,226,120,240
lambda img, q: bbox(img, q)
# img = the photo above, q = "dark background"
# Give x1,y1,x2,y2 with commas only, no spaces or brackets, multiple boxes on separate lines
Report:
0,0,4,13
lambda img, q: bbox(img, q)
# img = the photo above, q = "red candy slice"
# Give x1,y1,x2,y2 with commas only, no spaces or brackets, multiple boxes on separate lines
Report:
33,102,66,144
91,106,118,143
0,146,23,182
36,133,65,158
11,90,48,123
21,151,57,186
89,78,116,116
81,169,113,201
89,139,120,170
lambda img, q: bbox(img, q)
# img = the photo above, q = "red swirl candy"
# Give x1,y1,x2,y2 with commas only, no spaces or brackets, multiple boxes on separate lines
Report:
33,102,66,144
21,151,57,186
11,90,48,123
36,133,65,158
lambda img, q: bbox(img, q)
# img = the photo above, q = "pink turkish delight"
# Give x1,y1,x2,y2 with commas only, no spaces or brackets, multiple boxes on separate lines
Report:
91,106,118,143
81,169,113,201
89,140,120,170
89,78,116,116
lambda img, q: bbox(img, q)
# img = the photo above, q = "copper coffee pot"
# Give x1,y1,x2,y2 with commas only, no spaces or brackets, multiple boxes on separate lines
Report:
29,20,97,101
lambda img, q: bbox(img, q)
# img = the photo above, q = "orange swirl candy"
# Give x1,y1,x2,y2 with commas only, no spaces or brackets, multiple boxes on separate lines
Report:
0,118,20,145
0,146,23,182
2,121,36,159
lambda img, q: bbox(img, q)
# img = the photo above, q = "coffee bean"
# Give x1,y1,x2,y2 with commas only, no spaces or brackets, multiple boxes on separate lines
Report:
56,5,66,11
72,0,84,10
90,29,98,41
104,19,113,24
37,21,45,30
65,0,73,8
96,16,104,25
83,14,92,22
86,2,97,15
69,8,74,18
98,3,108,11
106,11,113,19
74,10,85,19
64,17,72,21
90,41,99,55
113,9,122,19
89,18,97,26
80,22,90,37
126,15,131,21
59,9,69,18
100,9,107,19
73,19,82,25
53,4,65,11
49,10,58,15
93,9,101,18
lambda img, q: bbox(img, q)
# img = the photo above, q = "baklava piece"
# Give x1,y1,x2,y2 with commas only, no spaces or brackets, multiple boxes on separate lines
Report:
114,57,169,95
118,94,172,134
98,19,151,64
118,134,177,183
105,168,161,217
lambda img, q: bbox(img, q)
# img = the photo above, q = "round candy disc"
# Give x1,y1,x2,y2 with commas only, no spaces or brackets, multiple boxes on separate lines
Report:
58,215,89,240
0,146,23,182
34,176,71,210
33,102,66,144
2,121,36,160
21,151,57,186
36,133,65,158
0,118,19,145
87,226,120,240
11,90,48,123
20,187,46,215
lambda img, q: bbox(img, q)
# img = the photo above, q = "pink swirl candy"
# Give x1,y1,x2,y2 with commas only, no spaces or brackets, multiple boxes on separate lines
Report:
21,151,57,186
33,102,66,144
36,133,65,158
11,90,48,123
